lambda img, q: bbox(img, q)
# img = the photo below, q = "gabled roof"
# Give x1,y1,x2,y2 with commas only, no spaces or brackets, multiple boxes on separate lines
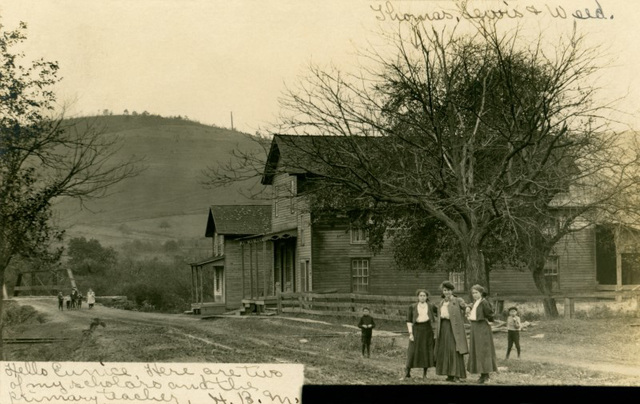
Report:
205,205,271,237
261,134,382,185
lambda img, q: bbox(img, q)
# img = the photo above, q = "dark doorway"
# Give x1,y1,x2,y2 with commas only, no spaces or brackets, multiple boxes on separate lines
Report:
596,225,617,285
274,238,296,292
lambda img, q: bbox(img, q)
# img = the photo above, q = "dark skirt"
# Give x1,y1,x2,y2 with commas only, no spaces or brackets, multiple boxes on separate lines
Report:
467,320,498,374
406,322,435,369
436,319,467,378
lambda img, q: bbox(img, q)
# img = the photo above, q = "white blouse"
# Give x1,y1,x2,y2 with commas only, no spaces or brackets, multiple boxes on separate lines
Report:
469,298,482,321
416,302,430,322
441,301,450,319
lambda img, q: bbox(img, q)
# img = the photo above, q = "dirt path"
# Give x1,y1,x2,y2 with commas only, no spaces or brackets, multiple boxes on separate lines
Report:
7,297,640,382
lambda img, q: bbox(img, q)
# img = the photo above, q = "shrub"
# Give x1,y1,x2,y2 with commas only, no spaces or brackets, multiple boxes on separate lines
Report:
2,303,46,326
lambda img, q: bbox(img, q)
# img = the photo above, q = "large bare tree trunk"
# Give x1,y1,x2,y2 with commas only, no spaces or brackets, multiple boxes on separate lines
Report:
463,242,488,293
532,264,559,318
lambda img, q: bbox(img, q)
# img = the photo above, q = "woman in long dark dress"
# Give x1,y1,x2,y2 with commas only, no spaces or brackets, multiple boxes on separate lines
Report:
435,280,468,382
402,289,438,379
466,284,498,384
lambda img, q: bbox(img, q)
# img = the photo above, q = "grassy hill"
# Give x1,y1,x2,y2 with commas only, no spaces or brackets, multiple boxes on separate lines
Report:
53,114,270,251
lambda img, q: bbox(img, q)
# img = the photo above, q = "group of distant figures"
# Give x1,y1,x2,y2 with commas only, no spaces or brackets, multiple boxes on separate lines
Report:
57,288,95,310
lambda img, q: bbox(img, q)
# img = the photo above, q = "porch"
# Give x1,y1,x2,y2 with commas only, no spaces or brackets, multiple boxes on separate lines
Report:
189,256,226,315
239,228,297,314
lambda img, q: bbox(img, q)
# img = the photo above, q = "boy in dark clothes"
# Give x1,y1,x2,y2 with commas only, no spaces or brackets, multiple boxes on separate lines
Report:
357,307,376,358
506,306,522,359
57,292,64,311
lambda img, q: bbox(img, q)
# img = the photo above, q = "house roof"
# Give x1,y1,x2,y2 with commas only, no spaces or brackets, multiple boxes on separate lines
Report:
205,205,271,237
190,255,225,267
261,134,381,185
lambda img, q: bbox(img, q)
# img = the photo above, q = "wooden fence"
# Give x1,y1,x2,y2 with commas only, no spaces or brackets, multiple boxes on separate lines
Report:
276,291,640,320
277,292,416,321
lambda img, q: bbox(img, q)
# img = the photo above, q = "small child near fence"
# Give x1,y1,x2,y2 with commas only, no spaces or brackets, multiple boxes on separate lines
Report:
357,307,376,358
506,306,522,359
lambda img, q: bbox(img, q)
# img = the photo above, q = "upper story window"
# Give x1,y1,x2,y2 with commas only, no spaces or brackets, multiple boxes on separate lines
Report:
290,179,296,213
350,227,368,244
214,233,224,256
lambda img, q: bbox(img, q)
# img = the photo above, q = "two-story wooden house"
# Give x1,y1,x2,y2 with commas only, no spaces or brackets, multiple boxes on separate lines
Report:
190,135,640,314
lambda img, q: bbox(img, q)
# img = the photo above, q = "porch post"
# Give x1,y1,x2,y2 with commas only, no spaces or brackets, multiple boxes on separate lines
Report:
253,243,258,299
249,242,254,299
615,227,623,291
190,266,194,303
241,242,245,299
199,266,204,303
263,241,267,297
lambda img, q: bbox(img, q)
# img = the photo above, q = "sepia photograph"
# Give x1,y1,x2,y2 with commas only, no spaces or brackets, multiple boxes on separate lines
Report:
1,0,639,402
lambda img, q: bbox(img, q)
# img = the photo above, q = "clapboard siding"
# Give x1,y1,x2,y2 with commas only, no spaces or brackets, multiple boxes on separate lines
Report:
223,239,243,310
556,227,597,291
489,268,538,296
297,211,312,291
489,227,597,295
272,173,299,232
222,238,274,310
311,225,447,296
239,240,273,299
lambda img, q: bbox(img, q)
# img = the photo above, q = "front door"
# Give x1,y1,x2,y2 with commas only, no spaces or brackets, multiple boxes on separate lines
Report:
274,238,296,292
213,266,224,303
596,225,617,285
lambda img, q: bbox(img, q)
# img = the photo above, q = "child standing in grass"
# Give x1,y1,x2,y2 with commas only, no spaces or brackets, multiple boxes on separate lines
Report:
358,307,376,358
57,291,64,311
506,306,522,359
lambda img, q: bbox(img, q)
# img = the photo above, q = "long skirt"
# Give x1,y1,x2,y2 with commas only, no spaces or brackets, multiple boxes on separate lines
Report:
436,319,467,378
406,322,435,369
467,320,498,374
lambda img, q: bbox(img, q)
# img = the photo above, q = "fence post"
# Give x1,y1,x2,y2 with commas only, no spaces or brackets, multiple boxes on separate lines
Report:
350,293,356,313
276,290,282,315
496,299,505,318
564,297,575,319
298,293,303,312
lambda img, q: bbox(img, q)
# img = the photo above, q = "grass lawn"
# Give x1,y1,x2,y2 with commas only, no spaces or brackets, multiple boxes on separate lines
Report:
4,301,640,386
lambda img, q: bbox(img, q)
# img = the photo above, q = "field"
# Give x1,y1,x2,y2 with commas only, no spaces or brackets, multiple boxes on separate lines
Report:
3,297,640,390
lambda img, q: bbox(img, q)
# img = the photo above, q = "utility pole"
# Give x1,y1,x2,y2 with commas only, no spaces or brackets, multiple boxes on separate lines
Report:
230,111,234,131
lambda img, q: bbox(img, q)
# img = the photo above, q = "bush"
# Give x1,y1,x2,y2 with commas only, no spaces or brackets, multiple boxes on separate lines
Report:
2,303,46,326
574,301,640,319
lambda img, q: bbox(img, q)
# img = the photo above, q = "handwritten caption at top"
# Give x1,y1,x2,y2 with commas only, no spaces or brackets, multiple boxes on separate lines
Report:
370,0,614,23
1,361,303,404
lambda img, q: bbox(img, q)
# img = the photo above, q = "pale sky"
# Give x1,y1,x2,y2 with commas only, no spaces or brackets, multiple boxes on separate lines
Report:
1,0,639,133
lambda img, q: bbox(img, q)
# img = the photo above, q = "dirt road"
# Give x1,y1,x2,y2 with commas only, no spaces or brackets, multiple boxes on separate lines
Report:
5,297,640,385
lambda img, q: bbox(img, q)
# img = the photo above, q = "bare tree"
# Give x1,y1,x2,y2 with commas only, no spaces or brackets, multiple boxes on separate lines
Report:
0,22,142,358
204,22,640,308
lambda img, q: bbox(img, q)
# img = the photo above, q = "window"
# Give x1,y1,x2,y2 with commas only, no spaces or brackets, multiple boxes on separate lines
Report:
300,259,311,292
215,268,222,293
544,255,559,291
213,233,224,256
351,259,370,293
350,228,368,244
290,179,296,213
448,271,465,291
217,234,224,256
274,199,279,217
300,228,305,246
